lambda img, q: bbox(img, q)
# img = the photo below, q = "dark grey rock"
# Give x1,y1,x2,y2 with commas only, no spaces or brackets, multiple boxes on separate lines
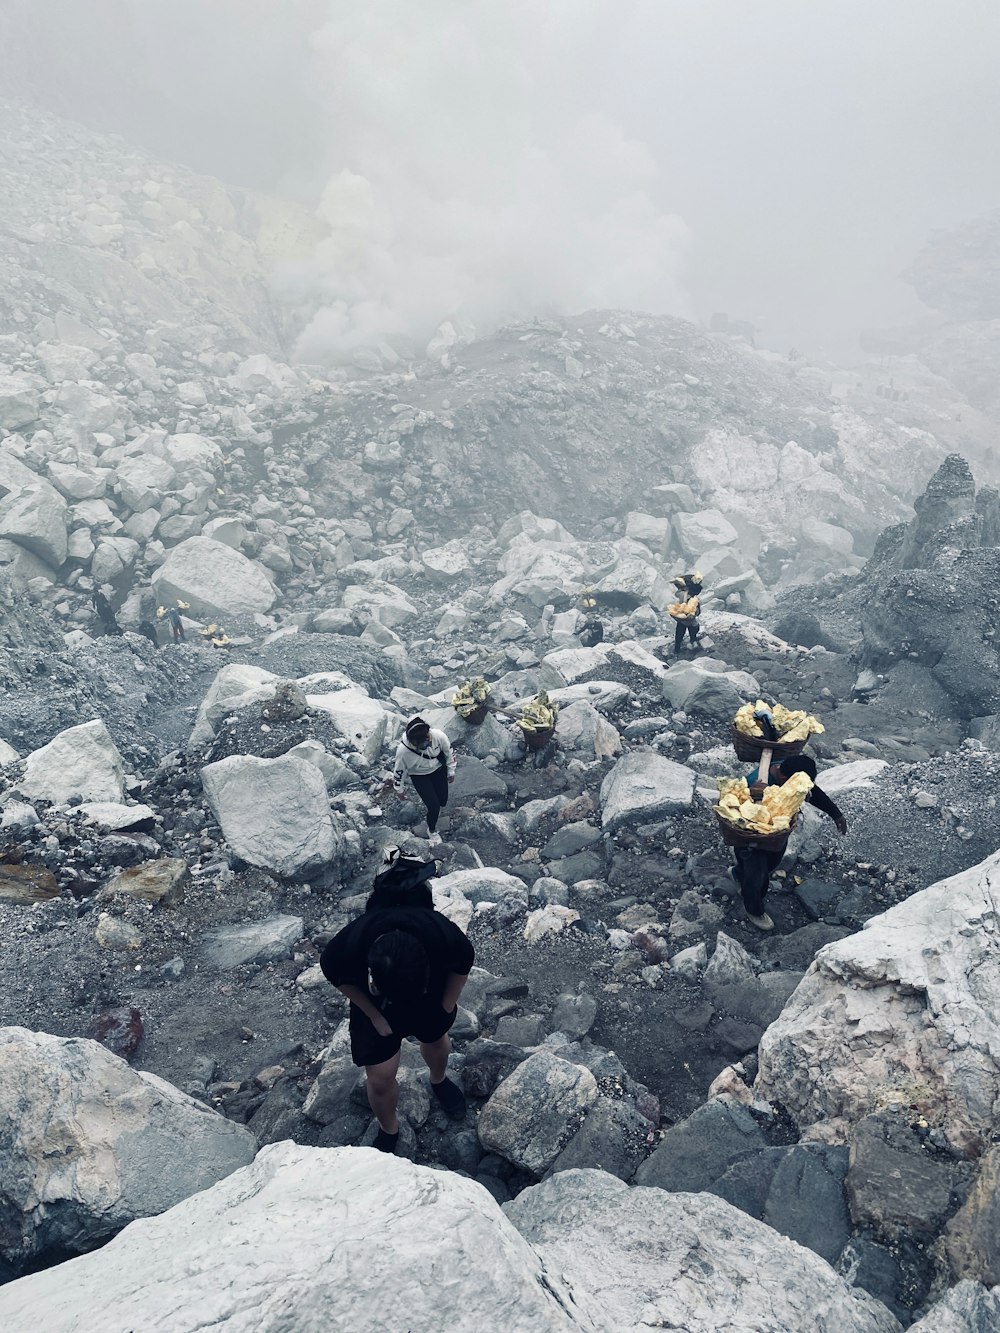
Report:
548,1096,651,1180
633,1099,767,1192
764,1144,850,1264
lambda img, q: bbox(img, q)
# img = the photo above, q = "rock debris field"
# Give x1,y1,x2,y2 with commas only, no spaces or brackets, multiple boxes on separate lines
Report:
0,98,998,1332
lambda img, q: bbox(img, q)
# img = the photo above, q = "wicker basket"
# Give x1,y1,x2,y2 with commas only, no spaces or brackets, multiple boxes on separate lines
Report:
714,807,797,849
459,702,490,726
730,724,808,765
522,725,555,752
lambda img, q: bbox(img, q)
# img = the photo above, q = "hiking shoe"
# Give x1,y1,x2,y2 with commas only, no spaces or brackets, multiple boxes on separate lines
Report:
427,831,442,848
430,1076,467,1120
745,910,774,931
373,1126,400,1153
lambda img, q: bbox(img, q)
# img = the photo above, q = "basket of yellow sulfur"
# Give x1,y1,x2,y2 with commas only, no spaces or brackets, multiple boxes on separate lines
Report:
714,808,799,849
731,701,824,762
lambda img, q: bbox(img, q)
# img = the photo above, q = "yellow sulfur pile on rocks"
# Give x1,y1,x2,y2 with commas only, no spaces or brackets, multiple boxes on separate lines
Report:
733,700,825,744
715,772,813,834
668,597,699,620
452,677,491,718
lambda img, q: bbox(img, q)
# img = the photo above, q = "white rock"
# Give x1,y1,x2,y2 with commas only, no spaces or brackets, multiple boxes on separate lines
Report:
116,454,176,511
307,688,387,765
434,867,529,906
624,511,672,553
160,432,222,471
524,903,580,942
673,507,740,556
201,516,247,549
0,737,20,766
0,374,40,429
538,645,611,687
201,754,340,878
341,581,417,628
908,1282,1000,1333
421,539,471,580
800,516,854,556
0,1145,587,1331
547,681,631,711
556,700,622,758
505,1170,902,1333
46,461,108,501
661,661,760,714
432,880,474,932
595,554,672,609
189,663,279,745
600,751,696,833
78,802,155,831
0,1027,255,1267
152,536,275,619
815,759,889,794
52,383,119,436
21,719,125,804
283,739,356,791
756,849,1000,1155
0,484,68,567
201,915,304,969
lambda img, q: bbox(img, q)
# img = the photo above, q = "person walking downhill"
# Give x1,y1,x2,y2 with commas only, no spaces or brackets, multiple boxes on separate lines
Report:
320,848,473,1154
669,572,703,655
732,754,848,930
383,716,456,848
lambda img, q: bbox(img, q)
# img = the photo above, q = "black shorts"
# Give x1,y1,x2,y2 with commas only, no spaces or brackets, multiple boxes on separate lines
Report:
349,998,458,1068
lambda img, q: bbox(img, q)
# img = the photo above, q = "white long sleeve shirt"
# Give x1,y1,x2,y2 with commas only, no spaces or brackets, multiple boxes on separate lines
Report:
391,728,456,794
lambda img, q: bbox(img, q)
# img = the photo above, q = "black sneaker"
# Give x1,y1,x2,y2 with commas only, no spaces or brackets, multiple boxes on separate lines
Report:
373,1127,400,1153
430,1076,467,1120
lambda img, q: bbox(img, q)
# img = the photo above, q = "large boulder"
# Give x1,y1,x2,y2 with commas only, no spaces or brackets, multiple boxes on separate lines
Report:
306,688,386,765
673,507,739,557
0,1027,255,1269
433,867,529,906
756,849,1000,1155
506,1170,901,1333
0,484,68,567
189,663,281,745
116,454,176,511
152,536,275,620
0,1147,590,1330
201,754,340,878
478,1051,599,1175
600,751,695,833
20,719,125,804
0,374,40,429
908,1281,1000,1333
661,661,759,714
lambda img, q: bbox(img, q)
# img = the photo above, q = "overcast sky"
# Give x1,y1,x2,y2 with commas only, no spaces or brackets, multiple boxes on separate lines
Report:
2,0,998,360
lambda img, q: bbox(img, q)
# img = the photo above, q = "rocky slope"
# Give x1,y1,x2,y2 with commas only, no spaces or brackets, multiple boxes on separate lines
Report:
0,98,999,1331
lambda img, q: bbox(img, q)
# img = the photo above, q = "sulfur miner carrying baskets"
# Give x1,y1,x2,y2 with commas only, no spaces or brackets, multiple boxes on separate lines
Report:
714,701,848,931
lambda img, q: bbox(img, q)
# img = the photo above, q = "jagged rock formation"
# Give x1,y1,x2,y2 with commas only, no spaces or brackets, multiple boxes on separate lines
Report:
857,454,1000,717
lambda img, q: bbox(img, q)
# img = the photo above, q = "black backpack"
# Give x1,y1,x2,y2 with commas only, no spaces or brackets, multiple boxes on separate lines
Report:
366,855,437,910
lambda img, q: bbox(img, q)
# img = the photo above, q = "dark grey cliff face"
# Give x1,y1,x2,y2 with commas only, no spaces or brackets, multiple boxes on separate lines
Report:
859,455,1000,718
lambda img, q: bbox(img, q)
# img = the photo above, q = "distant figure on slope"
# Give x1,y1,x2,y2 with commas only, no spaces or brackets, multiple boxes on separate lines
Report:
732,754,848,931
167,607,185,642
136,619,159,648
383,716,457,848
669,572,703,655
577,590,604,647
320,848,473,1154
91,585,122,636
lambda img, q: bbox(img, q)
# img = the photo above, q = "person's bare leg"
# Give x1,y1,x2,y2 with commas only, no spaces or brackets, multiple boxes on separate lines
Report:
365,1051,401,1132
420,1033,450,1084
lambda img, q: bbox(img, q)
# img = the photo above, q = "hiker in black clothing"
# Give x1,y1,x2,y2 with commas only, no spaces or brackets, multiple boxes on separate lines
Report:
137,620,159,648
320,848,473,1154
577,592,604,647
670,572,703,654
92,585,122,636
167,607,185,642
733,755,848,931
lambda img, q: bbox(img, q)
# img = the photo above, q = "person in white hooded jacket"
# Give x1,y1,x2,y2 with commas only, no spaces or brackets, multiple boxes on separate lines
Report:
384,716,457,847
